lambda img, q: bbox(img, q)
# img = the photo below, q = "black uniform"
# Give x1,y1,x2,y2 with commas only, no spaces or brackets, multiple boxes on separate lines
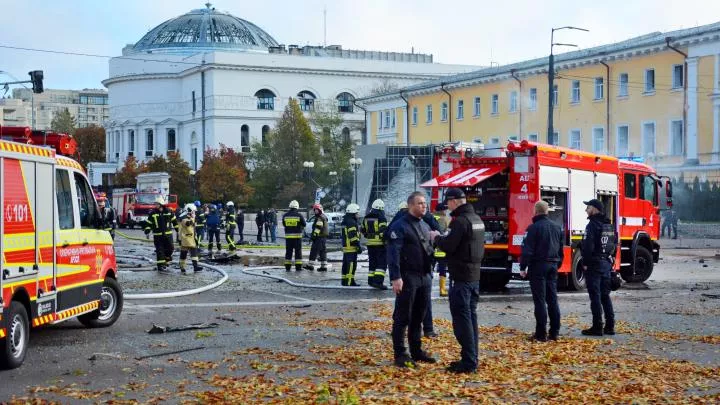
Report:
433,202,485,372
282,209,306,271
236,207,244,244
308,212,329,271
662,209,678,239
100,205,117,240
195,209,206,241
225,207,237,252
206,207,222,255
340,213,361,285
520,214,564,341
255,211,265,242
361,209,388,287
143,206,178,271
581,213,616,334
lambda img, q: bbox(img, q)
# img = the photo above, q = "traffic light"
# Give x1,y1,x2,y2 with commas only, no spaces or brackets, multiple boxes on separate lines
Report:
28,70,43,94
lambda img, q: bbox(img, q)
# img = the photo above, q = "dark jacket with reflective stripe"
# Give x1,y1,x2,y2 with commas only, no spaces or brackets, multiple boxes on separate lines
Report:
341,214,360,253
387,212,434,280
434,203,485,282
282,209,305,239
361,209,387,247
520,214,564,271
143,207,178,236
195,211,206,228
582,213,615,266
225,208,237,227
312,213,329,238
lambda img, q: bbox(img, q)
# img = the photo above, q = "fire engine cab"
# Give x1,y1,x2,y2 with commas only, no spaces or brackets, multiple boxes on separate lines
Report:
0,126,122,369
422,140,672,291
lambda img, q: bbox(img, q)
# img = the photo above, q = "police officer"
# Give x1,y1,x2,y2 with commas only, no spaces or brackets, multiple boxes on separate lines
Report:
283,200,306,271
224,201,238,253
580,199,616,336
255,210,265,242
236,204,245,244
267,208,278,243
97,196,117,240
519,200,564,342
194,201,206,242
206,204,222,257
421,206,442,338
362,199,388,290
178,203,201,273
662,209,678,239
388,192,437,368
143,196,178,272
341,204,362,286
431,188,484,373
306,203,329,272
433,203,450,296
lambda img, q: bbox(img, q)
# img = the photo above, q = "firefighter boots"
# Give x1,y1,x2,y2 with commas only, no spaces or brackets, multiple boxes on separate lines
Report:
439,276,448,297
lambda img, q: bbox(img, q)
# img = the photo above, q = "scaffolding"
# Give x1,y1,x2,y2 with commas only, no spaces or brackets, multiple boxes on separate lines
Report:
368,145,435,216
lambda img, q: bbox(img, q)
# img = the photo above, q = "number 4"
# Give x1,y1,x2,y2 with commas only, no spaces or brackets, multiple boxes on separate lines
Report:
520,184,528,193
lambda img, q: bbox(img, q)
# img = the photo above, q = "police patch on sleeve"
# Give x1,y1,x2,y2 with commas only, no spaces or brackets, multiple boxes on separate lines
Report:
390,231,398,239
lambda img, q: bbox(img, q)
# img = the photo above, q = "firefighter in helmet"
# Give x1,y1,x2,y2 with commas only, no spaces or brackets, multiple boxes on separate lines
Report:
178,203,201,273
194,201,206,242
225,201,238,253
362,199,388,289
306,203,329,272
282,200,306,271
206,204,222,257
97,194,117,240
341,203,362,286
143,196,179,272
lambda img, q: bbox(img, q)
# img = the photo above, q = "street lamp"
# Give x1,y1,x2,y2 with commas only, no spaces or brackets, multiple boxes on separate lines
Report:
349,157,362,203
329,171,338,206
303,161,315,205
548,26,589,144
189,170,197,200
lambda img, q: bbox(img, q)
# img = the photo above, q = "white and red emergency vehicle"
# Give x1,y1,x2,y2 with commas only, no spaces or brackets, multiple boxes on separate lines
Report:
113,172,178,228
0,126,122,369
422,140,672,291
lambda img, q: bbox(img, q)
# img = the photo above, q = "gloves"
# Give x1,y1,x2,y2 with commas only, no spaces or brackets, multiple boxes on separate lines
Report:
356,245,364,254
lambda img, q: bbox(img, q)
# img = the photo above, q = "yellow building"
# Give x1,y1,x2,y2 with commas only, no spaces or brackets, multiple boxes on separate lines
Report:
360,22,720,182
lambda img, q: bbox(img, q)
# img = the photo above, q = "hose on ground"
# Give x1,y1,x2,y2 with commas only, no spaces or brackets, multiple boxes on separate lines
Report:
241,265,382,291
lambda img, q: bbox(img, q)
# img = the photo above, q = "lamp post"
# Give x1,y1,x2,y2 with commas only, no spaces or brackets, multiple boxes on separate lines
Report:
547,26,589,144
189,170,197,200
329,171,338,207
303,161,315,205
349,157,362,203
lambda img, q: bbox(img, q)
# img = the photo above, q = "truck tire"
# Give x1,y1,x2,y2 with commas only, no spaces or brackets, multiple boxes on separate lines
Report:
568,250,586,291
0,301,30,369
127,213,134,229
621,246,653,283
78,278,123,328
480,273,511,292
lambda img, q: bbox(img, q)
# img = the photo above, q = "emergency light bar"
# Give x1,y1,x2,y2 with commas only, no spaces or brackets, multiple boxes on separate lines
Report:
0,125,77,156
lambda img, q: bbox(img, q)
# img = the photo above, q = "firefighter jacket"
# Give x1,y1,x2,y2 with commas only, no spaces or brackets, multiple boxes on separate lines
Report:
101,206,117,231
179,216,197,248
432,211,450,258
433,203,485,282
581,213,617,267
206,210,220,229
520,214,564,272
387,212,434,280
225,208,237,229
195,211,206,229
361,209,387,247
143,207,179,236
282,209,306,239
341,214,361,253
311,213,329,238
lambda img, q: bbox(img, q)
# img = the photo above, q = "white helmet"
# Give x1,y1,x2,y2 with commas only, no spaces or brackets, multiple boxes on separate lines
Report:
154,195,166,205
398,201,408,210
226,201,234,207
346,203,360,214
371,199,385,210
289,200,300,209
184,203,197,212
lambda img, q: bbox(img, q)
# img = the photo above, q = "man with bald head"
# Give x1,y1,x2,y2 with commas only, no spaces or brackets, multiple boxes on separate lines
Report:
519,200,564,342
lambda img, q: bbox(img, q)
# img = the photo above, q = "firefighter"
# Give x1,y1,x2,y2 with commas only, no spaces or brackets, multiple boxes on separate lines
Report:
362,199,388,289
341,203,362,286
225,201,238,253
206,204,222,257
143,196,178,272
97,196,117,240
178,203,201,273
305,203,329,271
283,200,306,271
194,201,206,242
433,203,451,296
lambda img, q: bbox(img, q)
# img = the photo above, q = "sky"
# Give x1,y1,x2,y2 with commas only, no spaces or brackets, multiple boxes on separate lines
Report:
1,0,720,92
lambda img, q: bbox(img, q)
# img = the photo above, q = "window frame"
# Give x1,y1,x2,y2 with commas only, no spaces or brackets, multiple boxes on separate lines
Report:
644,68,656,93
456,99,464,120
55,169,75,230
166,128,176,152
509,91,518,112
624,173,637,199
411,106,418,126
145,129,154,157
440,102,448,122
594,77,604,100
618,73,629,97
491,94,499,115
426,104,433,124
529,88,537,111
592,127,605,154
571,80,581,103
669,119,684,156
569,129,581,149
73,171,99,229
528,133,539,142
639,174,658,206
642,121,656,156
473,97,481,117
672,64,684,89
552,84,558,106
616,124,630,157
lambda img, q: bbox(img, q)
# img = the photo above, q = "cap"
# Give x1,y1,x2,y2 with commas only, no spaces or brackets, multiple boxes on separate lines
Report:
443,188,466,203
583,199,604,213
435,203,448,211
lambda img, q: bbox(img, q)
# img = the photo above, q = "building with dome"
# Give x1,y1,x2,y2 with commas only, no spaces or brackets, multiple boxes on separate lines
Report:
88,3,478,186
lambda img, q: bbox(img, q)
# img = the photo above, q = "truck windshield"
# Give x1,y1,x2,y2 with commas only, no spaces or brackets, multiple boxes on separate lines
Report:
136,194,159,204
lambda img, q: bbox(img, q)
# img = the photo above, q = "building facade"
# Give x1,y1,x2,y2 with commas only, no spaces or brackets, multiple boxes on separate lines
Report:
11,88,108,130
361,22,720,182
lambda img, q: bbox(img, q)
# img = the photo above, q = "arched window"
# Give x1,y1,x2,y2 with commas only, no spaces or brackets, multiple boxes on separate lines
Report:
190,131,199,170
297,90,316,112
342,127,351,144
241,125,250,153
255,89,276,110
336,92,355,113
261,125,270,146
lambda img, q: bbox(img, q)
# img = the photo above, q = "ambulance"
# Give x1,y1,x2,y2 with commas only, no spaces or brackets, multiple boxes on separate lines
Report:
0,128,122,369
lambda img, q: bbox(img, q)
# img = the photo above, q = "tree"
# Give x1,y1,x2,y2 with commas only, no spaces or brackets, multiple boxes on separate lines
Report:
367,79,400,97
145,152,193,203
309,107,355,206
114,155,145,187
50,108,76,135
196,145,252,204
73,125,105,167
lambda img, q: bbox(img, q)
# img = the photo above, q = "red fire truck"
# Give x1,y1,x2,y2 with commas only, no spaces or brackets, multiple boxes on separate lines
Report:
0,126,122,369
422,141,672,291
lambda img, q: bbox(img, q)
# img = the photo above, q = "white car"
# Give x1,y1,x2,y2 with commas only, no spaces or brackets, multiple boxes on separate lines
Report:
304,212,344,239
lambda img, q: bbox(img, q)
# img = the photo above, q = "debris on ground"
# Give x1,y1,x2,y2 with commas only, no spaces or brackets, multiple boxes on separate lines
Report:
147,323,220,334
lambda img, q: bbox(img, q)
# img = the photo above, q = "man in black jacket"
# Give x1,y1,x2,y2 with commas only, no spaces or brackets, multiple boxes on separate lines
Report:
519,200,564,342
431,188,485,373
580,199,616,336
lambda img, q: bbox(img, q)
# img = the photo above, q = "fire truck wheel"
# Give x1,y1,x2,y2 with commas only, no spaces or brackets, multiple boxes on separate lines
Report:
0,301,30,369
622,246,653,283
78,278,124,328
568,251,586,291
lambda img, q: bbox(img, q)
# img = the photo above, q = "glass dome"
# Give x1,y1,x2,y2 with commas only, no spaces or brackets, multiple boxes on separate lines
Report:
132,3,279,53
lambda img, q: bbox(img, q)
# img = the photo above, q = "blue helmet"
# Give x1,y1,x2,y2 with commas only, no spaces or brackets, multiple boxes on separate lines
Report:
194,200,201,207
209,204,217,210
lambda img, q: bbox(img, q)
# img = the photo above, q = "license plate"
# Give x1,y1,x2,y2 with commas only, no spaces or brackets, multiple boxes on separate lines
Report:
511,263,521,274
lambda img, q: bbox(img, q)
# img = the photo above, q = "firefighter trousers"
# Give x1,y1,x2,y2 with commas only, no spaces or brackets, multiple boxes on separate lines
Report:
207,227,221,253
153,234,174,270
226,224,237,252
179,247,200,272
285,238,302,270
341,252,358,286
309,237,327,269
367,246,387,285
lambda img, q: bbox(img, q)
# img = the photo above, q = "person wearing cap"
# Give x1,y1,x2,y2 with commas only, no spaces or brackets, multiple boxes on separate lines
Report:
143,196,179,272
430,188,485,373
361,199,389,289
255,209,265,242
206,204,222,257
388,191,437,368
306,203,329,272
580,199,617,336
519,200,564,342
283,200,306,271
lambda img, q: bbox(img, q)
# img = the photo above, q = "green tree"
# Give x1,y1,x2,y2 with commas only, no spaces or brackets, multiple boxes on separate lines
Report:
114,155,145,187
73,125,105,167
145,152,193,203
196,145,252,203
50,108,76,135
309,107,355,206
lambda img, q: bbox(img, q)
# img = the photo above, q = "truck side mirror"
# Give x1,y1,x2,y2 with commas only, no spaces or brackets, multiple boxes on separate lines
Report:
665,181,673,207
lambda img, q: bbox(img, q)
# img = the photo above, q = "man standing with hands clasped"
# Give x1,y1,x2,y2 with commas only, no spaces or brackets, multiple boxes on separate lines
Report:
430,188,485,374
519,200,564,342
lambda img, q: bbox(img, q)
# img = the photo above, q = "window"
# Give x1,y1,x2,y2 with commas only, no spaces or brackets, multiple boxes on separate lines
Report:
114,131,120,158
490,137,500,146
441,102,448,121
529,88,537,110
552,85,558,106
74,172,98,229
592,127,605,153
192,91,196,114
473,97,481,117
645,69,655,93
642,122,656,156
624,173,637,199
392,110,396,128
528,133,539,142
255,89,276,110
412,106,418,126
670,120,684,156
262,125,270,146
571,81,580,103
79,107,87,114
166,128,176,152
640,175,658,205
297,90,316,111
384,110,390,128
145,129,154,157
618,73,629,97
55,169,74,230
191,148,198,170
241,125,250,153
128,130,135,154
378,111,383,130
594,77,604,100
508,135,519,142
672,64,684,89
336,92,354,113
617,125,629,157
570,129,581,149
509,91,518,112
342,127,351,144
426,104,433,124
457,99,464,120
491,94,499,115
549,131,559,146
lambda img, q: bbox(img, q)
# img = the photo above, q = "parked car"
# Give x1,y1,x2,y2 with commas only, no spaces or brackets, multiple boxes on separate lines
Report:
304,212,344,239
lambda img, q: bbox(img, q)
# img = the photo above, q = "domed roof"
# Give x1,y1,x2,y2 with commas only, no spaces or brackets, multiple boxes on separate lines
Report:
132,3,279,53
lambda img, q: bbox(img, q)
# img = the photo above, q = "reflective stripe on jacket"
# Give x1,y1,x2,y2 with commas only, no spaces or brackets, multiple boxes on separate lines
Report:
283,209,306,239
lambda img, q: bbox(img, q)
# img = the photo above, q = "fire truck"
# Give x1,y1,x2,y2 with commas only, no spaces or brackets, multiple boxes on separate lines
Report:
0,126,122,369
422,141,672,291
113,172,178,228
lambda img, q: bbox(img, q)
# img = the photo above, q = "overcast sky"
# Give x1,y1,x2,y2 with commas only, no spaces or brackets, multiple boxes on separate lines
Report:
1,0,719,92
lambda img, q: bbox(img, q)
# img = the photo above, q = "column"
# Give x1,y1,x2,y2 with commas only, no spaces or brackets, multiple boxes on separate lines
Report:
105,129,111,163
713,54,720,163
686,57,699,164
